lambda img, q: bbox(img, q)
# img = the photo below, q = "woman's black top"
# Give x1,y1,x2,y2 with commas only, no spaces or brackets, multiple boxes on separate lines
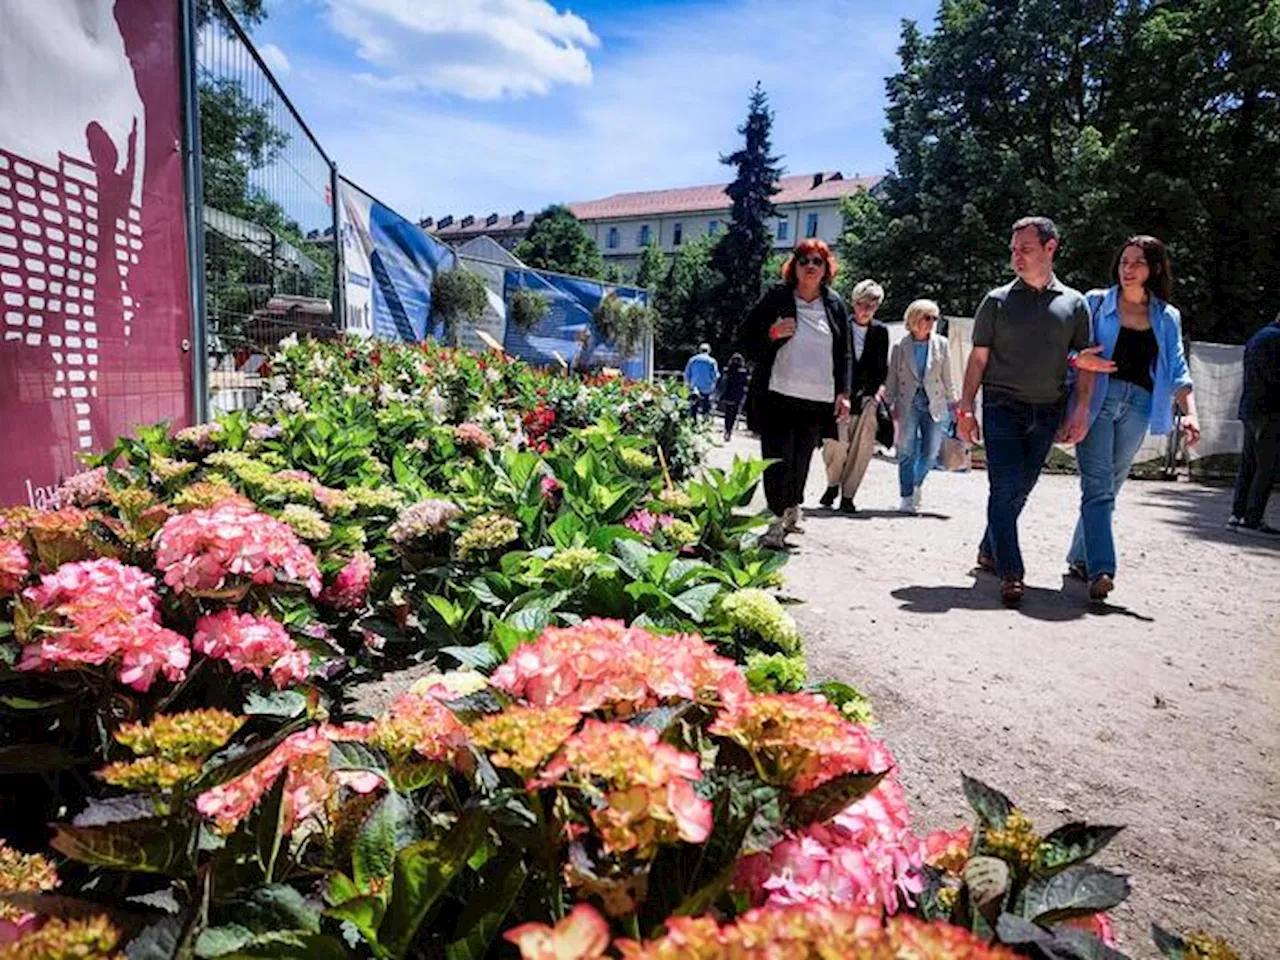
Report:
736,284,852,435
1112,325,1158,393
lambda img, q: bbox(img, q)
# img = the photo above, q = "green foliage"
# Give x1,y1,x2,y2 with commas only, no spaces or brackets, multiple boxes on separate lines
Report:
514,205,606,280
592,294,657,359
634,239,667,292
431,268,489,345
506,287,550,332
709,83,782,355
840,0,1280,342
653,235,723,370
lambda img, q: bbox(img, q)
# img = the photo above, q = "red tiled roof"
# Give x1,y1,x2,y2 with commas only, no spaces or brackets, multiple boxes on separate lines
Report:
566,172,880,220
429,172,881,237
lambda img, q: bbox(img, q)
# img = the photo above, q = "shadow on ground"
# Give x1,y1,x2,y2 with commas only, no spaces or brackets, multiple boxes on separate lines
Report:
891,575,1155,623
801,507,952,521
1145,484,1280,552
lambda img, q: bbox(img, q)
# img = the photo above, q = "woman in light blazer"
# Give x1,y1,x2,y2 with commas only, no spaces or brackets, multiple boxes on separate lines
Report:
885,299,957,514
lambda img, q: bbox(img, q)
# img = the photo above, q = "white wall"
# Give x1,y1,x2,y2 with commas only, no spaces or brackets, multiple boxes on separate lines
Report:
587,201,847,258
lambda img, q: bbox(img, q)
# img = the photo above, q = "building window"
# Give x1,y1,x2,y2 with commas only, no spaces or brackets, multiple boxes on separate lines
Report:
638,224,651,246
777,218,789,241
607,227,619,249
673,222,683,246
708,219,719,237
805,212,819,238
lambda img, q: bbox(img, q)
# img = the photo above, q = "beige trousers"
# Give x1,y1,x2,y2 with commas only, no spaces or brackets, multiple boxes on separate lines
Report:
821,396,879,498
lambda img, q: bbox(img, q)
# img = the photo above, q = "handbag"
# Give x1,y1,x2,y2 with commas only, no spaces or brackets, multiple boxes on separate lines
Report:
874,399,894,449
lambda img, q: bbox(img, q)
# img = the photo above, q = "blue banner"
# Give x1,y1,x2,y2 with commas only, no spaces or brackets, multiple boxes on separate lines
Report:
502,270,649,379
339,178,455,342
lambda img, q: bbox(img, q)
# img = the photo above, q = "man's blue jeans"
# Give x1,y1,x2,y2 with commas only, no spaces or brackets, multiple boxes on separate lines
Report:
898,390,944,498
1067,379,1153,578
979,392,1064,579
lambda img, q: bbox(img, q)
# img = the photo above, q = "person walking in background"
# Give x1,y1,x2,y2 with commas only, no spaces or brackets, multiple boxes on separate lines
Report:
1066,236,1201,600
885,299,957,514
820,279,889,513
740,239,852,549
1229,311,1280,536
683,343,720,422
957,216,1112,607
718,353,751,442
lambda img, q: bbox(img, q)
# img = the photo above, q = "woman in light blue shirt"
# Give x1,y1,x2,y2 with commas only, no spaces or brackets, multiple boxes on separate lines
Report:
1068,236,1200,601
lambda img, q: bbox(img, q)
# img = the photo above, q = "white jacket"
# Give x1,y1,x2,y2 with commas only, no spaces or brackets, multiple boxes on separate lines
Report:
885,333,957,423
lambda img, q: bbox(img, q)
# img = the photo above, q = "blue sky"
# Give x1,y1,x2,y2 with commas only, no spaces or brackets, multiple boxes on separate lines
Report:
248,0,940,222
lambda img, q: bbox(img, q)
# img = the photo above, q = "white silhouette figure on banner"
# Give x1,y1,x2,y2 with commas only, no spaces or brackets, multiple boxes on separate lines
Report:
0,0,145,455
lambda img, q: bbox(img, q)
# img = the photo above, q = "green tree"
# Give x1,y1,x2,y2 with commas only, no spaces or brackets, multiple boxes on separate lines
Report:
635,239,667,292
710,82,782,354
654,235,723,370
514,205,606,280
840,0,1280,342
196,0,266,28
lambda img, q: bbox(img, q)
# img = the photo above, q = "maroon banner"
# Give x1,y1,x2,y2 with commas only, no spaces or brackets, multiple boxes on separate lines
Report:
0,0,193,507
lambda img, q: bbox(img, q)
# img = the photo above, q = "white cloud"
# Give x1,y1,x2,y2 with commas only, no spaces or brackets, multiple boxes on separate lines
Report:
304,0,925,217
326,0,599,100
259,42,292,75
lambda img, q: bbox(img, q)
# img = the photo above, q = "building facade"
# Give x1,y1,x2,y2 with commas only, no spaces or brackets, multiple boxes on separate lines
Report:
424,171,882,271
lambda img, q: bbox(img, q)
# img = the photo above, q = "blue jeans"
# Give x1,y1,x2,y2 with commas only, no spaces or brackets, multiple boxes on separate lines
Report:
979,392,1065,579
898,390,944,497
1068,380,1153,578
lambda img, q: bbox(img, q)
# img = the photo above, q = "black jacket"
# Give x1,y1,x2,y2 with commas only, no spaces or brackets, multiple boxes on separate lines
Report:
738,283,852,434
849,321,889,400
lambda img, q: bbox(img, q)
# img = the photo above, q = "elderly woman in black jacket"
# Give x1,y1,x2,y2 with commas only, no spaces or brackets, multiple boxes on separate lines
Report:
740,238,852,549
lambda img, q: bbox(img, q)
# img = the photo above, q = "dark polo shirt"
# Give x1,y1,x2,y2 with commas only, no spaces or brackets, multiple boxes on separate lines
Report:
972,275,1091,406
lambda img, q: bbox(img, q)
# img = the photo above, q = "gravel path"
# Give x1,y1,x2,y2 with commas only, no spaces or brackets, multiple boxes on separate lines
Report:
711,433,1279,959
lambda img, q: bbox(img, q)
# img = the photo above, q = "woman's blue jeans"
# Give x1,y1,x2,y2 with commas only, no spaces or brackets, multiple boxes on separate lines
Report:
1068,379,1153,578
898,390,944,498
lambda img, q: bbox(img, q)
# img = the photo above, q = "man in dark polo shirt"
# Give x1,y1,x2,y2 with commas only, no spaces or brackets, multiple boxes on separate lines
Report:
957,216,1114,606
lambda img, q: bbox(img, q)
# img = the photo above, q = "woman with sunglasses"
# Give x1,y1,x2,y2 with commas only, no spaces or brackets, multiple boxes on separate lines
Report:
1066,235,1200,601
739,239,852,549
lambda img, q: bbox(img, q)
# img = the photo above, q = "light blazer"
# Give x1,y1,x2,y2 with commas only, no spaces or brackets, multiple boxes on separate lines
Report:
884,332,957,423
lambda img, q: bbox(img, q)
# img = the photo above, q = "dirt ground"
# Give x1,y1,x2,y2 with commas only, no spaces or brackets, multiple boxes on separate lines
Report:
710,433,1279,959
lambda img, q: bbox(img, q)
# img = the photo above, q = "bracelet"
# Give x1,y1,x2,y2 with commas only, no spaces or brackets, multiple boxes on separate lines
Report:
958,410,975,420
1067,351,1079,370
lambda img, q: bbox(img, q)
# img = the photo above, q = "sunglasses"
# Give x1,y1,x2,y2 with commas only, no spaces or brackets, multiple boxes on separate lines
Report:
796,256,826,268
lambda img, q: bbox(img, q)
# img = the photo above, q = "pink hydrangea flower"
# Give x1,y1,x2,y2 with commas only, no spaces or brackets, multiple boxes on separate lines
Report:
539,475,562,501
154,502,322,596
320,551,374,611
195,723,380,834
735,779,925,916
17,558,190,691
56,467,109,508
192,610,310,689
0,540,29,597
491,618,748,717
454,422,494,450
624,509,674,537
248,423,282,441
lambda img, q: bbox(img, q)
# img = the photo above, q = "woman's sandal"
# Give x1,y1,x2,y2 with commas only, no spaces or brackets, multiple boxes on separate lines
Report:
1000,577,1024,608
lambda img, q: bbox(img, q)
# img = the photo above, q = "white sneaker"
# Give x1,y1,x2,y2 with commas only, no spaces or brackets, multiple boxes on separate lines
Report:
899,496,917,515
911,486,922,510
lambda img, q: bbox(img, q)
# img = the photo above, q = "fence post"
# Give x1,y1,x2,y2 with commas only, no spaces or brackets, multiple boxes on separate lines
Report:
331,163,345,333
178,0,209,423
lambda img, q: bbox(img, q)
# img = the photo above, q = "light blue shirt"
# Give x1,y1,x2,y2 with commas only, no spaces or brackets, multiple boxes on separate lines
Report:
912,339,929,384
1081,287,1193,436
684,353,720,395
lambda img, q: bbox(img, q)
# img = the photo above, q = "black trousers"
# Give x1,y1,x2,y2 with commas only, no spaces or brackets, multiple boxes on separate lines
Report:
759,392,831,516
1233,415,1280,524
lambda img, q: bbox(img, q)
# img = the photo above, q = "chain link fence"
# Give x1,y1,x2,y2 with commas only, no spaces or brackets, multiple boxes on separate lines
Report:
195,0,340,410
